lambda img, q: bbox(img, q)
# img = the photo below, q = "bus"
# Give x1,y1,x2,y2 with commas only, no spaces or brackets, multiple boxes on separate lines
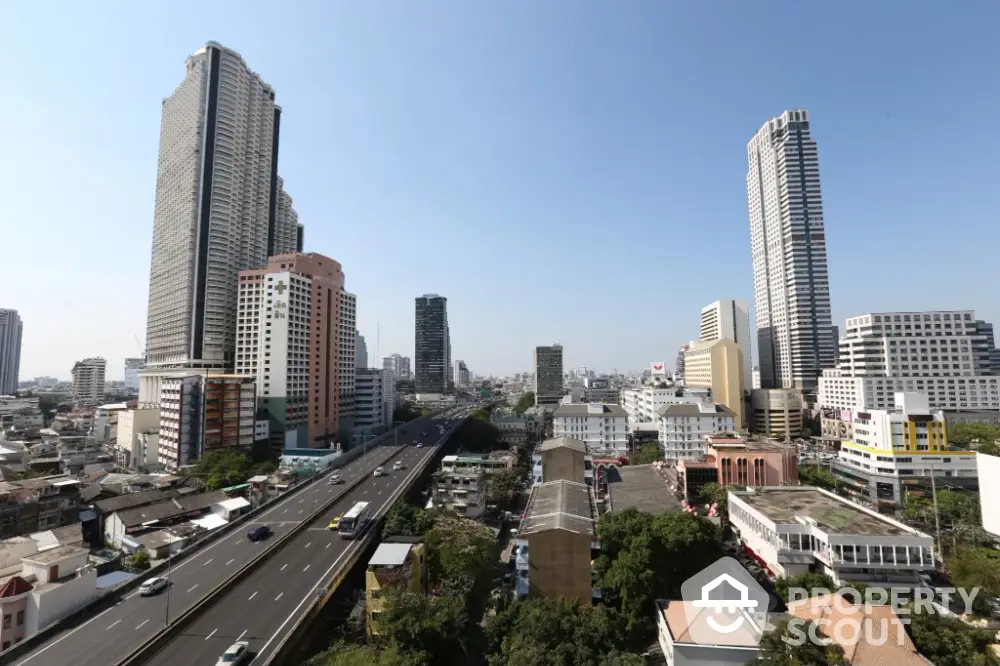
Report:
338,501,371,539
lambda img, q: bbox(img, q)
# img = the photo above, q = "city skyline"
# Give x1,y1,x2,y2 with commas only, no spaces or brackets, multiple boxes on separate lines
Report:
3,3,999,379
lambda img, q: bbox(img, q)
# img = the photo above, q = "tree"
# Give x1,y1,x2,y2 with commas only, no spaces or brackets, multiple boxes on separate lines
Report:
193,448,255,490
595,509,722,638
773,572,836,604
382,504,436,539
905,608,1000,666
698,482,730,509
306,643,425,666
486,598,639,666
629,443,661,465
253,461,277,476
393,404,422,424
487,467,528,505
127,550,151,571
513,392,535,414
453,418,504,453
754,617,848,665
798,465,837,490
949,547,1000,601
425,514,498,621
377,590,469,665
947,423,1000,448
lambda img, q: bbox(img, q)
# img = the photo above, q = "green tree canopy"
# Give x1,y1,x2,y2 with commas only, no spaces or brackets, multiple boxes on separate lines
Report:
306,643,425,666
905,608,1000,666
798,465,837,490
698,482,731,509
754,617,848,665
377,590,469,665
629,443,661,465
193,448,256,490
393,404,422,424
453,418,504,453
485,598,640,666
513,392,535,414
948,422,1000,448
595,508,722,637
773,572,837,604
425,514,499,620
487,467,529,505
382,504,437,539
949,547,1000,601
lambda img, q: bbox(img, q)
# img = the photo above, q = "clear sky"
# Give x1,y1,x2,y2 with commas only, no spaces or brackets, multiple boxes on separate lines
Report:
2,1,998,380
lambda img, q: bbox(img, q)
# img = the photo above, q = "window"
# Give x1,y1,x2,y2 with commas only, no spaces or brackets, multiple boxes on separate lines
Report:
2,614,9,629
16,611,22,626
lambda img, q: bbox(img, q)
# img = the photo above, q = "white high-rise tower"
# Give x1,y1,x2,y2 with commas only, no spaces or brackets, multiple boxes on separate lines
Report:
143,42,297,387
747,109,835,392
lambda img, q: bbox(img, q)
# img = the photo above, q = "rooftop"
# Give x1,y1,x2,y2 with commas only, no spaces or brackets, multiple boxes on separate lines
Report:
535,437,587,455
658,600,765,649
22,544,87,565
657,403,735,418
369,542,414,567
520,480,597,537
606,465,681,514
553,403,627,418
115,490,230,528
733,487,922,537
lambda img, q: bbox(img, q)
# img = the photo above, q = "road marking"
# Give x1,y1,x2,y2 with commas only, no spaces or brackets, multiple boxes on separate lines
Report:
281,509,288,514
305,542,311,548
206,628,218,641
135,619,149,630
249,591,258,600
226,558,235,565
303,564,311,572
299,499,304,504
205,559,214,566
275,592,284,601
187,584,198,593
326,542,331,549
298,509,303,514
107,619,121,630
280,563,288,571
237,629,247,641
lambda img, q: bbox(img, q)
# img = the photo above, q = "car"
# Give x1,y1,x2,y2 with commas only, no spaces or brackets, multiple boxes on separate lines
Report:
373,466,385,477
415,443,423,449
216,641,250,665
422,432,428,437
327,474,343,485
393,460,405,470
139,576,169,596
247,525,272,542
328,516,342,530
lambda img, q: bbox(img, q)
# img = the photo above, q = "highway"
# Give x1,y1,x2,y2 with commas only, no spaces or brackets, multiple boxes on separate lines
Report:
12,416,451,666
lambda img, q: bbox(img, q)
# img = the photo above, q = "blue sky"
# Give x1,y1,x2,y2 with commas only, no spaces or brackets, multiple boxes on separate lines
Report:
2,1,998,380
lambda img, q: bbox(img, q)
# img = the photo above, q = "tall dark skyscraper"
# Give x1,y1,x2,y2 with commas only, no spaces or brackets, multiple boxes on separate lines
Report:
0,309,22,395
415,295,450,397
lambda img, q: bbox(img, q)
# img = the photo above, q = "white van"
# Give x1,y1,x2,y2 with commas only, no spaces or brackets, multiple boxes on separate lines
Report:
373,466,385,477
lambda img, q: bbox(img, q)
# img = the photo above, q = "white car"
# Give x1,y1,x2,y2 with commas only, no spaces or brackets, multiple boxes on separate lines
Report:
415,442,423,449
373,466,385,477
139,577,168,596
327,474,343,485
393,460,405,470
216,641,250,665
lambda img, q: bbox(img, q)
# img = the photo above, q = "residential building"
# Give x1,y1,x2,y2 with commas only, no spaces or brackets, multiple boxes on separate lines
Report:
236,253,353,450
355,332,368,369
832,392,977,508
71,358,106,406
675,433,797,501
621,386,703,426
0,478,82,539
123,358,143,392
339,291,357,434
675,342,691,381
143,42,297,377
514,479,600,603
700,299,752,394
747,109,836,392
974,319,1000,374
0,310,23,396
92,403,129,443
157,374,256,469
490,407,543,445
440,453,516,476
655,599,766,666
365,539,427,636
657,403,736,463
114,407,161,471
531,437,590,486
728,486,935,584
103,490,229,547
453,360,469,389
583,377,619,404
414,295,449,399
552,403,627,455
818,311,1000,412
271,177,302,256
355,369,389,434
750,388,803,439
533,345,564,406
382,354,411,380
431,466,486,518
683,338,746,427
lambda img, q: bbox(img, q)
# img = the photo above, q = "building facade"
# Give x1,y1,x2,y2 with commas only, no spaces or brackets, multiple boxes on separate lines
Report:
700,299,752,394
414,295,449,399
657,402,737,463
747,109,835,392
552,403,628,455
621,386,706,426
382,354,411,380
431,467,487,518
534,344,564,406
123,358,143,392
453,360,469,389
355,331,368,370
818,310,1000,412
683,338,746,428
236,253,353,451
750,388,803,439
0,309,23,395
355,368,389,433
71,358,106,406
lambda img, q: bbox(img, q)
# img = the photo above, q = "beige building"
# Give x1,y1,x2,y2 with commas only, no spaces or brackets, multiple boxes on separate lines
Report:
750,388,803,439
683,339,745,427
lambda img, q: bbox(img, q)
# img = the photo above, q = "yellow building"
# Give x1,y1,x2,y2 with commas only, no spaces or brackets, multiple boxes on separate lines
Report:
365,538,427,636
683,339,745,427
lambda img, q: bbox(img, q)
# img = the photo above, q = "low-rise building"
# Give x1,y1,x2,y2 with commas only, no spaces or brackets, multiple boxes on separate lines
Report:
675,433,797,502
728,486,935,585
750,388,803,439
365,538,427,636
531,437,590,486
0,478,81,540
605,465,679,514
552,403,628,455
831,392,977,509
103,490,229,548
490,407,544,445
431,467,487,519
657,403,736,462
655,599,765,666
621,386,702,426
114,406,160,471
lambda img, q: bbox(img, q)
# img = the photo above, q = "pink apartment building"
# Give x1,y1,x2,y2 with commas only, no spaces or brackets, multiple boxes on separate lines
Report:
677,433,798,502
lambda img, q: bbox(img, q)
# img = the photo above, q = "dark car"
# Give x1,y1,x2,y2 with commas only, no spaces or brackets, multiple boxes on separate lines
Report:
247,525,272,542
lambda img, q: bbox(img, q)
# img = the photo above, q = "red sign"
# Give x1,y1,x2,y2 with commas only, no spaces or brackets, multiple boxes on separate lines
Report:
653,364,663,371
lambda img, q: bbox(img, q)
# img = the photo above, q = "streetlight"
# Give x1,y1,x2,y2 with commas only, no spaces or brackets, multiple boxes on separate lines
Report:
163,549,173,627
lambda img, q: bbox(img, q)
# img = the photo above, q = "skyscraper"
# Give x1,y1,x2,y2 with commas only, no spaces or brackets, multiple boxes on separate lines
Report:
144,42,301,377
72,357,106,406
124,358,143,391
382,354,411,379
0,309,22,395
747,109,835,391
415,295,449,398
355,332,368,369
699,299,752,396
534,344,564,406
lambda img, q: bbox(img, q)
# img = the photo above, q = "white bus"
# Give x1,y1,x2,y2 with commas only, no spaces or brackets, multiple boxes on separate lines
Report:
338,501,372,539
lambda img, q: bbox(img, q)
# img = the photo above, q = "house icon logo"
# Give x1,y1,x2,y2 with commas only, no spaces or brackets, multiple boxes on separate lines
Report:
680,556,770,645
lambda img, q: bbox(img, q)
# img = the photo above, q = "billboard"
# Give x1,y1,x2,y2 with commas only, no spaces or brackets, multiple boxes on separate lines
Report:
650,362,667,377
